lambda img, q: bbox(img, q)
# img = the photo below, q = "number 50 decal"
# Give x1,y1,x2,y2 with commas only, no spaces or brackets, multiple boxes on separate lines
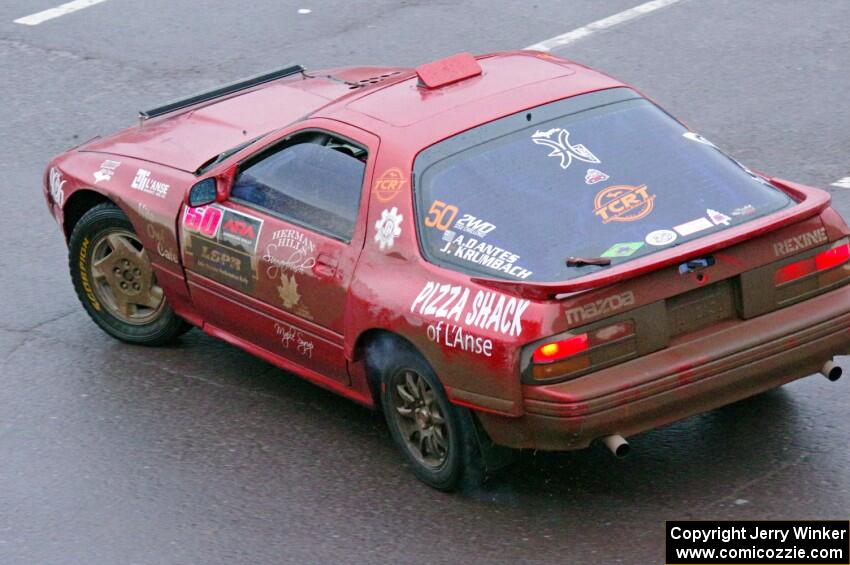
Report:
423,200,458,231
183,205,223,237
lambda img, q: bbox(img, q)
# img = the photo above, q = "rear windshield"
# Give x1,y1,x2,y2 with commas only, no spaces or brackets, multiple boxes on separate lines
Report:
413,88,792,283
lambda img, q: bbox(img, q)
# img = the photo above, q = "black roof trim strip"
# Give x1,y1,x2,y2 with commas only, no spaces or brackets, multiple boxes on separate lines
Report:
139,63,304,120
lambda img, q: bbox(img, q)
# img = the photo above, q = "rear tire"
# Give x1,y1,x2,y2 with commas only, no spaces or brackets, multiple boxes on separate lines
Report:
373,340,484,491
68,202,190,346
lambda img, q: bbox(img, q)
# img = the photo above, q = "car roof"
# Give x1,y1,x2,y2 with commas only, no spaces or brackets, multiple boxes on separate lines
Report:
314,51,627,148
77,53,624,173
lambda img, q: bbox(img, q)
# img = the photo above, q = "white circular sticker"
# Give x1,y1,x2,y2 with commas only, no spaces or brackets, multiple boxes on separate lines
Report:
645,229,677,246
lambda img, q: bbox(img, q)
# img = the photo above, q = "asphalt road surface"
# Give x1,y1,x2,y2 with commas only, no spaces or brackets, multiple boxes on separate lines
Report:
2,1,849,563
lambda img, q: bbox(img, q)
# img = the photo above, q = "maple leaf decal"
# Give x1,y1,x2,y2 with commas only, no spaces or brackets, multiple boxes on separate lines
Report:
278,274,301,309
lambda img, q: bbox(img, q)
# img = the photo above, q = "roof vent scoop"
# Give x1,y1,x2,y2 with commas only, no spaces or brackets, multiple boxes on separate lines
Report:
415,52,482,89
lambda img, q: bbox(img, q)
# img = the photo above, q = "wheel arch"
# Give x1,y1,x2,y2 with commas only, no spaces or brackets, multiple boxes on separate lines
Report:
63,188,114,240
351,328,427,406
352,327,512,480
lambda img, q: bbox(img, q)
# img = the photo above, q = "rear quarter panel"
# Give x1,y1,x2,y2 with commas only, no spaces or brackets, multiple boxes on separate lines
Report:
345,147,551,416
347,139,850,419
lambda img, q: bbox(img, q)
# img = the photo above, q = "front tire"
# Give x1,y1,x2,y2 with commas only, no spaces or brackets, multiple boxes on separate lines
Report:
68,202,189,346
375,341,484,491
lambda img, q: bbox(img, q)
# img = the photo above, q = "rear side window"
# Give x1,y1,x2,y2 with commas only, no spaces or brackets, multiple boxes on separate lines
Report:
231,133,366,240
414,89,791,282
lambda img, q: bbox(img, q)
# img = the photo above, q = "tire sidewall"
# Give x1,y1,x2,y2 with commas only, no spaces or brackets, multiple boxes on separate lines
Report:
68,203,184,345
378,344,476,491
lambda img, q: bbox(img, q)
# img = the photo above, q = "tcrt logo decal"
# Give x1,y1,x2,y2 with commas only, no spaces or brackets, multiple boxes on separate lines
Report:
593,184,655,224
372,168,406,203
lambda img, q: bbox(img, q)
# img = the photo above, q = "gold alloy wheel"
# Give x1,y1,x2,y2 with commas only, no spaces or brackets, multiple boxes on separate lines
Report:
391,369,450,469
89,229,165,325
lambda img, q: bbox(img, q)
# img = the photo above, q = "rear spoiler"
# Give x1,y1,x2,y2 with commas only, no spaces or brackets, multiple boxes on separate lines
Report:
471,179,831,300
139,63,304,120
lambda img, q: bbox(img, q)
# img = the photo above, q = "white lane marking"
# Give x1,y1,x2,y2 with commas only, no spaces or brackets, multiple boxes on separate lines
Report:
525,0,686,51
14,0,109,26
298,8,312,15
831,177,850,189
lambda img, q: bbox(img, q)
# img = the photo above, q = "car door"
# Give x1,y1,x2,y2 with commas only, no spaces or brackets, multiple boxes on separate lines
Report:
180,123,378,385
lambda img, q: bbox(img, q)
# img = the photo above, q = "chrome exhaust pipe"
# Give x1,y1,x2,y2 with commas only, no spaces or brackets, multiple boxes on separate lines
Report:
821,360,842,382
601,434,630,458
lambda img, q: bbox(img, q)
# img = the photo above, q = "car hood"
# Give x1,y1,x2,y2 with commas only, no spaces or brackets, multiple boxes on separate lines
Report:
78,82,333,173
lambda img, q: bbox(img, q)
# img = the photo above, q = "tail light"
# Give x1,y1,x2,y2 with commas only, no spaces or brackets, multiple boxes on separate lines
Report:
741,236,850,318
774,241,850,286
532,334,588,363
530,320,635,382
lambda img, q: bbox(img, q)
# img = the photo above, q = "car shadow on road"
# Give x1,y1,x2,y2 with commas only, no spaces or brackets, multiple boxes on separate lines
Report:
476,387,804,505
116,328,814,510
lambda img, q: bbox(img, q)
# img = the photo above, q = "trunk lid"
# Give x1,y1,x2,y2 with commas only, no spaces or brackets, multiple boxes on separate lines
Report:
520,185,849,384
473,179,831,300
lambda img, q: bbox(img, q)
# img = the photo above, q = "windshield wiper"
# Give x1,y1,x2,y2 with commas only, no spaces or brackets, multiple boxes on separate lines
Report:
566,256,612,268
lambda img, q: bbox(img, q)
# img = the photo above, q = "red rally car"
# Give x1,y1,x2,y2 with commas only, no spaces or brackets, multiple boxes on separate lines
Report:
44,51,850,490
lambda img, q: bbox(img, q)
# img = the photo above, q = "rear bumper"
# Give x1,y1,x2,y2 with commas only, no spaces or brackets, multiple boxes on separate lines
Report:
477,284,850,451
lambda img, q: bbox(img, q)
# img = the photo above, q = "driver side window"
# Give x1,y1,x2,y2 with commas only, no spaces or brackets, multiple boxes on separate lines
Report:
230,132,367,241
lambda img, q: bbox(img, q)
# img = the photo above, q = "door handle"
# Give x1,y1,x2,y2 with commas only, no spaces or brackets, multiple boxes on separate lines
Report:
313,253,338,278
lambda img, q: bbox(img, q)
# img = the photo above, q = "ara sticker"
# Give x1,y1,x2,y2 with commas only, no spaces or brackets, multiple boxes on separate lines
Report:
532,128,600,169
673,217,714,237
219,208,264,254
584,168,609,185
707,209,731,226
593,184,655,224
372,168,406,203
374,207,403,250
600,242,644,258
645,229,677,246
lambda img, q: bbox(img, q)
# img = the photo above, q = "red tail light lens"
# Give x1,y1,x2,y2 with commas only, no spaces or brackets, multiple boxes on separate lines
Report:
775,242,850,285
774,260,816,285
532,334,588,364
815,243,850,271
530,320,636,382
